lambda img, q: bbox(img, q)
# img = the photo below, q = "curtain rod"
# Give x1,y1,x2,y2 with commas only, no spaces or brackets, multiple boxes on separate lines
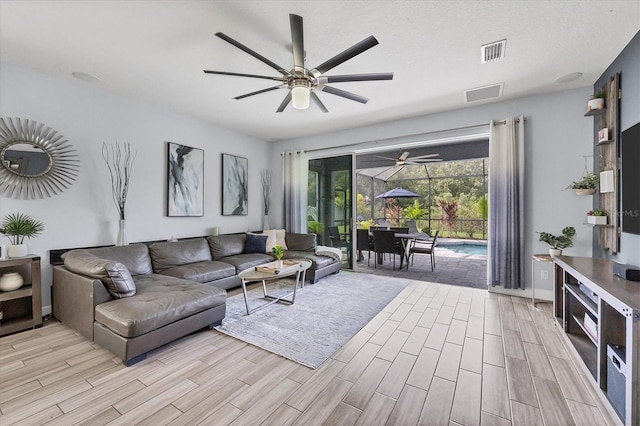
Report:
492,118,525,126
303,123,489,154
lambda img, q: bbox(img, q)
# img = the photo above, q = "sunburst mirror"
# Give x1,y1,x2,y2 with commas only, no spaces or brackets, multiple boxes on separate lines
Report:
0,117,79,199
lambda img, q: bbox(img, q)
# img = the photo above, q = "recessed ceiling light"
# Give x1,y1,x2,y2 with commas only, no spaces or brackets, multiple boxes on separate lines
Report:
72,72,101,83
555,72,583,84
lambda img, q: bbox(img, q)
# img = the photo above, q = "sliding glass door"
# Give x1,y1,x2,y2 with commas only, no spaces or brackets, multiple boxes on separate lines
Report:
307,154,354,269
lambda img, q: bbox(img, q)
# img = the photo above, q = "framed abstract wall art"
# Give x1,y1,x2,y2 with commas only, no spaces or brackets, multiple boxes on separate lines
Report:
167,142,204,217
222,153,248,215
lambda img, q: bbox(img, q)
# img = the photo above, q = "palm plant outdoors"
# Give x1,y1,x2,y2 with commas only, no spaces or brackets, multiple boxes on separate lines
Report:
0,213,45,245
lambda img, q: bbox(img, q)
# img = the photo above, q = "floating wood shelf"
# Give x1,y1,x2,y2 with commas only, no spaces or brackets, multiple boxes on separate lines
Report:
585,108,607,116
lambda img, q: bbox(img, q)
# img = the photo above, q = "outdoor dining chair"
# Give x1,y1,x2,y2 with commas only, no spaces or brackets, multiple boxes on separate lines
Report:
356,228,374,266
409,230,439,271
372,230,403,270
377,219,391,229
328,226,351,263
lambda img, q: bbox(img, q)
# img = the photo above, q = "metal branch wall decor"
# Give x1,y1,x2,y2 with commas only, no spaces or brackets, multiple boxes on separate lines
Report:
0,117,79,199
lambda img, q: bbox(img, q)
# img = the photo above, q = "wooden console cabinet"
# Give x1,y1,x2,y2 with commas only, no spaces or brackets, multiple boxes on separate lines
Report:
554,256,638,425
0,255,42,336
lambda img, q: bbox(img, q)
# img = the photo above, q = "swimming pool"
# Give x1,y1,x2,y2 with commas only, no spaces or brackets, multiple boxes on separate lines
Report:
443,243,487,256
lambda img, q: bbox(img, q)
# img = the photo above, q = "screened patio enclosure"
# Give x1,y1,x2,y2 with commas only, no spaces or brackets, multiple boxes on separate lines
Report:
355,140,489,239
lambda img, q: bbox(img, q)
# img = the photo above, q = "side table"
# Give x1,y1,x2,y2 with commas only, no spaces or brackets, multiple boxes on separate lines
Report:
531,253,553,307
0,255,42,336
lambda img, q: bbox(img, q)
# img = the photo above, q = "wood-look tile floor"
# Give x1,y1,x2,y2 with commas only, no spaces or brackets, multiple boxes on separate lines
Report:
0,279,617,426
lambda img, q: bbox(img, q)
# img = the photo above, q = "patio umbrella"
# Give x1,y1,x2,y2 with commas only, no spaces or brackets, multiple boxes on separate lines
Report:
375,187,421,199
375,187,421,226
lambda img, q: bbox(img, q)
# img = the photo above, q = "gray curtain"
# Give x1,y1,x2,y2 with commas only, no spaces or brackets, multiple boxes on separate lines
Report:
282,151,309,233
488,116,525,289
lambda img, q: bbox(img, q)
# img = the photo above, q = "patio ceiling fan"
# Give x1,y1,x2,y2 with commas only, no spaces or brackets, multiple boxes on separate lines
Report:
375,151,442,166
203,13,393,112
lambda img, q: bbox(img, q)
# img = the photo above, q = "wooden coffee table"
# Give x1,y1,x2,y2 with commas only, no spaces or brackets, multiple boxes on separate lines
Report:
238,260,312,314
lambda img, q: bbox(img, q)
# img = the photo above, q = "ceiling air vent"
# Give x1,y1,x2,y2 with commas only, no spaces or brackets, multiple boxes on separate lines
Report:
481,39,506,63
464,83,504,103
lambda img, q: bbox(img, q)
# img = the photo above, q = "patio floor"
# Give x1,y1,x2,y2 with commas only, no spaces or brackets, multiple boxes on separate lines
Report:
353,243,488,289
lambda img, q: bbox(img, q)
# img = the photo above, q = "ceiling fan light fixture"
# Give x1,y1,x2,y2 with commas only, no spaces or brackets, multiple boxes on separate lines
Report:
291,84,310,110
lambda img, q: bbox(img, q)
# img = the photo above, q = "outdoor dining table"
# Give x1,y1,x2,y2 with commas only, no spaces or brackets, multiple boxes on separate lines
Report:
367,231,432,270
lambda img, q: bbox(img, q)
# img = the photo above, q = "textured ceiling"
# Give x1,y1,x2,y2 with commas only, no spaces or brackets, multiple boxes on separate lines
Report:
0,0,638,141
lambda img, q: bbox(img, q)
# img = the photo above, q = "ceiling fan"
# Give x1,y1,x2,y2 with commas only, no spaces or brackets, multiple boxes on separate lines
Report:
375,151,442,166
203,14,393,112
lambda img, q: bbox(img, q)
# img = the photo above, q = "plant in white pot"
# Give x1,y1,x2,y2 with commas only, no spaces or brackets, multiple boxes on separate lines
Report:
587,209,607,225
537,226,575,257
587,90,605,112
0,213,44,258
272,245,285,268
568,173,599,196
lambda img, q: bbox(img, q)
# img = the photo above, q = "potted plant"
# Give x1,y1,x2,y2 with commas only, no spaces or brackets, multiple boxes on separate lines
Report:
587,209,607,225
588,90,605,112
568,173,599,195
272,245,285,268
0,213,44,258
537,226,576,257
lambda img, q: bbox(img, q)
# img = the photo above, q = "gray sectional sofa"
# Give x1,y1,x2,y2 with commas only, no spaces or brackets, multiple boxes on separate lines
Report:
52,231,341,365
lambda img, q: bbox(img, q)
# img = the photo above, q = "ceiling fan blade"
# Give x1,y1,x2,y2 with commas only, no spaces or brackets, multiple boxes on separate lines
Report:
203,70,284,81
399,151,411,161
409,154,440,159
324,72,394,83
290,14,305,71
276,92,292,113
321,86,369,104
374,155,399,161
234,85,283,100
215,32,290,76
311,92,329,113
405,159,443,164
311,36,379,76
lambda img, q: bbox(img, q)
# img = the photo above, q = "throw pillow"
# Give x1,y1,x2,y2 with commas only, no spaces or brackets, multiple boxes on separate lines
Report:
103,261,136,298
274,229,288,250
260,229,277,252
245,233,268,254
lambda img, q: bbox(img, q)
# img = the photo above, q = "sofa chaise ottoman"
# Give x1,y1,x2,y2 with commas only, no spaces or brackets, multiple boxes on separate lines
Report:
53,243,226,366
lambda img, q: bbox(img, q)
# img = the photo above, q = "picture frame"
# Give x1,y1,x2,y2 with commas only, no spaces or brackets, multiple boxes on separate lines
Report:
222,153,248,215
167,142,204,217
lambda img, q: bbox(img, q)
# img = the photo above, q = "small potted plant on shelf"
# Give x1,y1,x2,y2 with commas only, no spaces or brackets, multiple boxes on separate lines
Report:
0,213,44,258
587,209,608,225
587,91,605,112
537,226,576,257
272,245,285,268
568,173,599,195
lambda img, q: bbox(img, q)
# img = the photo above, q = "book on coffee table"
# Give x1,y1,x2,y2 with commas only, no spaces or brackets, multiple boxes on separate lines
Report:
255,260,300,274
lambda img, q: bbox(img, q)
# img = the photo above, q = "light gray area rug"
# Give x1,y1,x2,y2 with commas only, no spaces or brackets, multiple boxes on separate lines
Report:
215,271,411,368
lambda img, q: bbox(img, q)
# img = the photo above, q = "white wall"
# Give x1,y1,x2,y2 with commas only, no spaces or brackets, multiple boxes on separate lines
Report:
271,87,596,296
0,62,270,310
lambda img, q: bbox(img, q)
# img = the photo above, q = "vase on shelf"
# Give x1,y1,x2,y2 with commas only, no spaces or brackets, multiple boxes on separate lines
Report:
116,219,128,246
7,244,27,258
549,248,562,257
0,272,24,291
263,215,270,231
574,188,596,196
587,216,607,225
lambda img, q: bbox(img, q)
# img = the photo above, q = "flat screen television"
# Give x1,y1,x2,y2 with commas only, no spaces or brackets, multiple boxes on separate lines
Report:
621,122,640,235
